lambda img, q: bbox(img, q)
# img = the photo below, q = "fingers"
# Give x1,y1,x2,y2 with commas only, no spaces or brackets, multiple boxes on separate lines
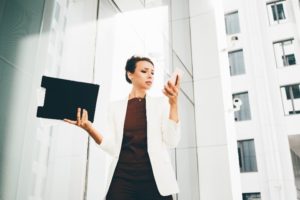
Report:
162,89,172,98
164,81,178,97
77,108,81,125
64,118,77,125
82,109,89,121
163,87,174,97
64,108,90,127
163,74,182,99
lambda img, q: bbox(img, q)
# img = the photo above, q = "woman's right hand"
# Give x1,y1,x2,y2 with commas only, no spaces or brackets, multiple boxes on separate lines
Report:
64,108,103,144
64,108,92,132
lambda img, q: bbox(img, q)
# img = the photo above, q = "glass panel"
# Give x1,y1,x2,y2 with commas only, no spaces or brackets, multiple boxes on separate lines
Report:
276,3,286,20
285,54,296,65
225,11,240,35
228,49,246,76
274,41,284,67
289,135,300,200
271,5,278,21
267,1,287,25
233,92,252,121
281,84,300,115
282,40,296,66
274,39,297,68
238,140,258,172
0,0,47,199
242,192,261,200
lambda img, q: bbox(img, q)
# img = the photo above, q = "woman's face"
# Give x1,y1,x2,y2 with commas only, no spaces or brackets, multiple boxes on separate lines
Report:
128,60,154,90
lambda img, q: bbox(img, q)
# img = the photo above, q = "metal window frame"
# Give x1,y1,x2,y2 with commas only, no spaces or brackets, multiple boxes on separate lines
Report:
267,0,286,24
224,10,240,35
280,83,300,116
237,139,258,173
273,38,295,68
232,91,251,121
228,49,245,76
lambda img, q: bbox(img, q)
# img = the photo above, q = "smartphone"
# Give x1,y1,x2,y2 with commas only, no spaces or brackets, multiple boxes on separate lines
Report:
168,68,183,85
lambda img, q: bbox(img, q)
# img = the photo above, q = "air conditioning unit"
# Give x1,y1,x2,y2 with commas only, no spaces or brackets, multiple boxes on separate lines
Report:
231,36,239,41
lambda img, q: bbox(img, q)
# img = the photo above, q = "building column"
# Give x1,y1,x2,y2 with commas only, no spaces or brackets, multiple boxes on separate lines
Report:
189,0,242,199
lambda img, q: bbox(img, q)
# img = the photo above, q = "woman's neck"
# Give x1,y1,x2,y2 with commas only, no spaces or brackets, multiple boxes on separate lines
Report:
129,88,146,99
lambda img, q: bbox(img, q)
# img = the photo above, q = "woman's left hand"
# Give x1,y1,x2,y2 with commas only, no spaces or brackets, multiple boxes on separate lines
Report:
163,75,181,105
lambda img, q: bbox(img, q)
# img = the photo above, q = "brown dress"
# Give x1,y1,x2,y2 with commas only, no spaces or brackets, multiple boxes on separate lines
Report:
106,98,173,200
113,97,153,180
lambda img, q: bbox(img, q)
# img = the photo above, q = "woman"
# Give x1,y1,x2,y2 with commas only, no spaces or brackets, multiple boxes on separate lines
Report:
64,56,181,200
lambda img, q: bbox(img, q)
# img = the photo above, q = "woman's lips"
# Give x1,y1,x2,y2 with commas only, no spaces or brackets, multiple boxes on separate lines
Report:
146,81,152,85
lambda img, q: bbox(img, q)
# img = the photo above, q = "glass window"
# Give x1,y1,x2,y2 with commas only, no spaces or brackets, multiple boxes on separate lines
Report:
243,193,261,200
267,0,287,25
228,49,246,76
273,39,297,68
271,3,285,21
290,149,300,177
238,139,258,173
281,84,300,115
225,11,241,35
283,54,296,65
285,85,300,100
232,92,252,121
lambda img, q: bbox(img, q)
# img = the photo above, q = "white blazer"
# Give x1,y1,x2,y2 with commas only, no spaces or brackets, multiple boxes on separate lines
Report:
98,94,181,197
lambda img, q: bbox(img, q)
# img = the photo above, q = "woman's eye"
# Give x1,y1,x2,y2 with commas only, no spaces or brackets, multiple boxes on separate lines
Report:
151,72,154,75
141,70,146,73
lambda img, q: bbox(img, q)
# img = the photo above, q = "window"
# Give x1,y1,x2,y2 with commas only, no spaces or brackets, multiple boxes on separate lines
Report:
285,85,300,100
228,49,246,76
273,39,297,68
225,11,240,35
238,140,258,173
280,84,300,115
283,54,296,65
267,0,287,25
290,149,300,177
232,92,251,121
243,193,261,200
271,3,285,20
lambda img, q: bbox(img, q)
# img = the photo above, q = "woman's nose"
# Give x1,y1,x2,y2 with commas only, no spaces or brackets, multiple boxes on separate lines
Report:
148,73,153,79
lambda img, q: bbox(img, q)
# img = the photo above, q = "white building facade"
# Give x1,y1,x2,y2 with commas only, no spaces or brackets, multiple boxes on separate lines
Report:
221,0,300,199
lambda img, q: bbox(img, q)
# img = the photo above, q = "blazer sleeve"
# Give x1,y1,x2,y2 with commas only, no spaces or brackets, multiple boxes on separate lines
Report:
97,103,117,157
161,97,181,148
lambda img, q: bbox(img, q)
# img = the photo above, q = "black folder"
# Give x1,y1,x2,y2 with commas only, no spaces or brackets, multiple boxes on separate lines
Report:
37,76,99,122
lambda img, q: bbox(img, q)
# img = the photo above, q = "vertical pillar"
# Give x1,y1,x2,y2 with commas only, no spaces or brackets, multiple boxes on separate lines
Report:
189,0,242,199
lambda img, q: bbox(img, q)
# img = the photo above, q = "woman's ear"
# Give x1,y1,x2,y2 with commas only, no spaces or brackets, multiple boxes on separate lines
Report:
127,72,133,80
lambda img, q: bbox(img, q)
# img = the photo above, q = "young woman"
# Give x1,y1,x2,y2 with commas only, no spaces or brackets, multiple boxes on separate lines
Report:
64,56,181,200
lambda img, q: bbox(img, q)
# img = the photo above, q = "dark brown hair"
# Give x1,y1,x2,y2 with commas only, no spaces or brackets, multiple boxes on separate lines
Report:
125,56,154,84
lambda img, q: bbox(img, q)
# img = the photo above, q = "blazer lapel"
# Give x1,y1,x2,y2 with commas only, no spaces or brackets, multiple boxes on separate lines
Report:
116,97,128,136
146,95,154,152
